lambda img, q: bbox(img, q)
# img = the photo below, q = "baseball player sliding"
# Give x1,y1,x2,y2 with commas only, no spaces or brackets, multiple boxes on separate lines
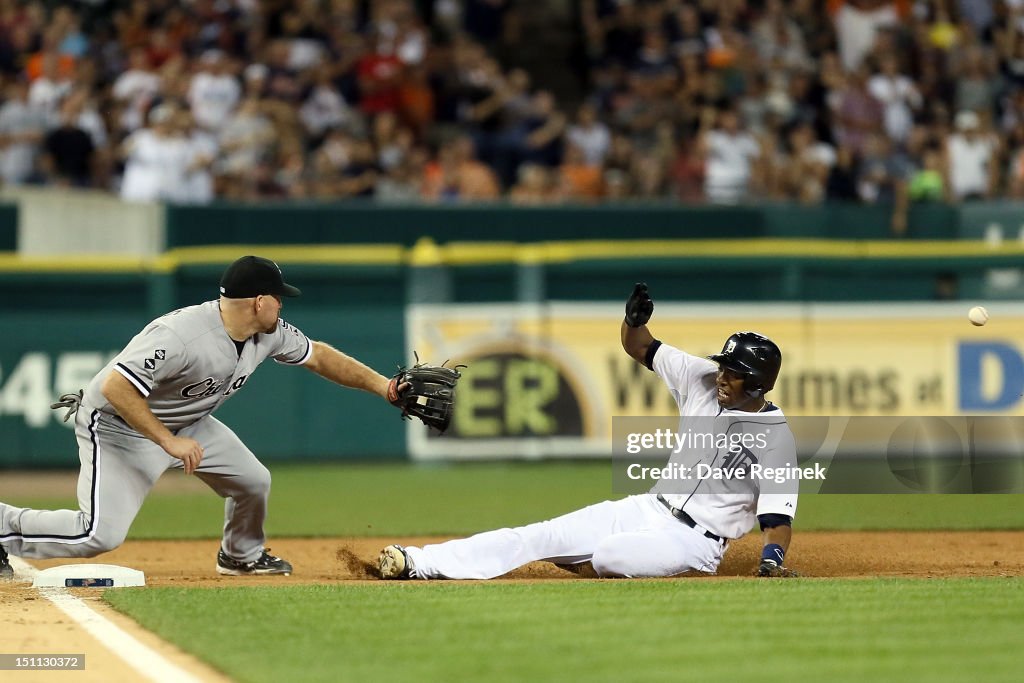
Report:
378,283,800,580
0,256,418,579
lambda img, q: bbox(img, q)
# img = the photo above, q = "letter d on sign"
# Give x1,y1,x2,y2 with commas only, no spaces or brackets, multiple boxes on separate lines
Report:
958,342,1024,411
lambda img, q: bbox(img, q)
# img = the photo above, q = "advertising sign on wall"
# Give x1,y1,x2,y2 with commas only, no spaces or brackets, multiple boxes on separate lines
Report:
407,303,1024,460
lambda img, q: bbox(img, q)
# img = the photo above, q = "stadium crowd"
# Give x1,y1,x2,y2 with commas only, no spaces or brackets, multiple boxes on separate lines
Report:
0,0,1022,212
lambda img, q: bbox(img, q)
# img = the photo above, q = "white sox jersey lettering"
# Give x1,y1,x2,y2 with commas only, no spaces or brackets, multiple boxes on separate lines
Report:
85,300,312,432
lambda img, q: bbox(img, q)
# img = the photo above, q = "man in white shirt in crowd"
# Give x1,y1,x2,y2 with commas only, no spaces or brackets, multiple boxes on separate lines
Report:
945,110,998,202
187,50,241,133
698,108,763,205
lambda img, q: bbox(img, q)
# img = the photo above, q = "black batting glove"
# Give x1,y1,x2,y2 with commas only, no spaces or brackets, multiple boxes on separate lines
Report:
625,282,654,327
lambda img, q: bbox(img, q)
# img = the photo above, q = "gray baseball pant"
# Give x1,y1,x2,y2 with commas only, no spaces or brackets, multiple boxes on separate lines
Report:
0,408,271,562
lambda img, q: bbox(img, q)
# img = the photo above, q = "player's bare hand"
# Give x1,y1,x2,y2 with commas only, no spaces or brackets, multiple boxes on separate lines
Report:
163,436,204,475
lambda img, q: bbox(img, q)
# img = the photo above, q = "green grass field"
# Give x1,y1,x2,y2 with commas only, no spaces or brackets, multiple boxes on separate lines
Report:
106,579,1023,683
12,462,1024,537
9,462,1024,682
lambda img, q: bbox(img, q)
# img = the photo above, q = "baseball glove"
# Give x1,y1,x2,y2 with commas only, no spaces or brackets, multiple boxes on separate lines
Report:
387,359,462,433
624,282,654,327
756,560,800,578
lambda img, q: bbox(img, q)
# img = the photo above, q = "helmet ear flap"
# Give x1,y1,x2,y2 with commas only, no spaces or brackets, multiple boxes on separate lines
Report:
743,380,764,398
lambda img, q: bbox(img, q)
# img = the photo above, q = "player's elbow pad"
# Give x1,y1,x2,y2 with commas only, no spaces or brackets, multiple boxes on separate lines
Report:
757,513,792,531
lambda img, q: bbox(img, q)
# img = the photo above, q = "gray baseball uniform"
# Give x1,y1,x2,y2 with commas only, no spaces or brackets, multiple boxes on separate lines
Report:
0,300,311,561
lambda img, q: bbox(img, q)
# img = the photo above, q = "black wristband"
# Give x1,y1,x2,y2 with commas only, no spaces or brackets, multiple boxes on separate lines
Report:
644,339,662,371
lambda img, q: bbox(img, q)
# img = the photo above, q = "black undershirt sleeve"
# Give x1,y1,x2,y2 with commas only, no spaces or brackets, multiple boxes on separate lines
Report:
758,513,793,530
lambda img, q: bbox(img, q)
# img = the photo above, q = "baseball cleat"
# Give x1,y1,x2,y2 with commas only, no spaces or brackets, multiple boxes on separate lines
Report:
216,549,292,576
0,544,13,580
378,544,412,580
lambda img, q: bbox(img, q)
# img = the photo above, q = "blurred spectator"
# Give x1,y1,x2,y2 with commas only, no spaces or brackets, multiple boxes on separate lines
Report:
954,46,999,116
40,95,94,187
832,63,884,155
856,131,909,202
856,131,910,234
218,96,275,182
372,111,414,172
509,163,553,204
565,102,610,167
423,135,500,201
300,65,360,140
945,110,998,201
0,78,45,186
868,53,922,144
356,31,403,116
187,49,240,132
908,145,947,202
670,136,704,203
831,0,903,72
120,103,191,202
826,144,861,200
376,144,428,203
698,108,763,204
753,0,814,72
112,48,163,134
518,90,566,167
177,109,216,205
28,51,73,122
557,141,603,201
777,122,837,203
602,167,631,200
0,0,1017,207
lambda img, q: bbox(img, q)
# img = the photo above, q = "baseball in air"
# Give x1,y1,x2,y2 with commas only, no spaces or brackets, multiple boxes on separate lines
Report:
968,306,989,326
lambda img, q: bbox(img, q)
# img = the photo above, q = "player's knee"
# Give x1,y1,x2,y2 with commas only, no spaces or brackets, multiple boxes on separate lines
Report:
241,464,271,496
591,538,632,578
78,529,128,557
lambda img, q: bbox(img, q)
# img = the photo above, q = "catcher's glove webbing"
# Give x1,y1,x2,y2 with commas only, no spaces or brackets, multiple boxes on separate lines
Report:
387,358,463,433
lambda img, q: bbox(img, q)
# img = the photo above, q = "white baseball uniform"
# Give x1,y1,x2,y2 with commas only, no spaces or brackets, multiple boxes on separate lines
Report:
403,342,798,579
0,300,311,561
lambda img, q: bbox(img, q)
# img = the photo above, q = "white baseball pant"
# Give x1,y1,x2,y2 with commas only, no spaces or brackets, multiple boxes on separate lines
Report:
405,494,727,579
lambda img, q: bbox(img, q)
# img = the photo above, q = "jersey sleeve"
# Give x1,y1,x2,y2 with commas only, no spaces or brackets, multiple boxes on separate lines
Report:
270,318,313,365
754,425,799,519
111,323,187,397
651,342,718,407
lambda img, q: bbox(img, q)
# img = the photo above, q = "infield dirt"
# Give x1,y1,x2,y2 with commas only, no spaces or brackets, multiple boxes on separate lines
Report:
10,530,1024,586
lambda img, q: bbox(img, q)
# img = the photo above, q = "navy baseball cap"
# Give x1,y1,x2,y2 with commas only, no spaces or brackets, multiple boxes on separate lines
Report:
219,256,302,298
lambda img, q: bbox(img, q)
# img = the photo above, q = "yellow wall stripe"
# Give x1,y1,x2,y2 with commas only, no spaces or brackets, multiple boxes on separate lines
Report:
0,239,1021,273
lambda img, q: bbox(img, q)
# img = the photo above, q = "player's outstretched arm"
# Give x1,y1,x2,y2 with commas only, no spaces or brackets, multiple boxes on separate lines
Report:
303,340,390,399
621,282,655,364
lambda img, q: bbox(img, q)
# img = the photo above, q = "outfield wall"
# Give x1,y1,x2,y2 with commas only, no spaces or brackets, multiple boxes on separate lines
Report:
1,242,1023,465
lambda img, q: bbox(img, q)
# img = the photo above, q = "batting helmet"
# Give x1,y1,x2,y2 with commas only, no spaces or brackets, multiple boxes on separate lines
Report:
708,332,782,396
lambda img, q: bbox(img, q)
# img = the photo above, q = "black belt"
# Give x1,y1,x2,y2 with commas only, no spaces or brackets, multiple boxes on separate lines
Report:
656,495,723,542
